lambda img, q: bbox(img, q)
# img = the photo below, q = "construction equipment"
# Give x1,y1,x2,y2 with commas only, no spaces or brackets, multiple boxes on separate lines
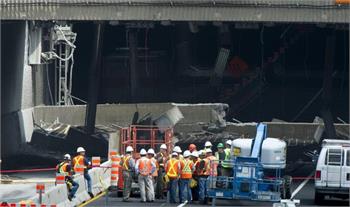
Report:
117,124,173,194
207,123,290,205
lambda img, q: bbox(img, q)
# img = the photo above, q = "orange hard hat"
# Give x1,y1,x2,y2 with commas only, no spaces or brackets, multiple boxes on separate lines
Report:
189,144,197,152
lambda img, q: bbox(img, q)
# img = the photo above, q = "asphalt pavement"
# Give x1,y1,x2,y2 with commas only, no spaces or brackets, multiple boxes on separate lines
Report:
87,181,349,207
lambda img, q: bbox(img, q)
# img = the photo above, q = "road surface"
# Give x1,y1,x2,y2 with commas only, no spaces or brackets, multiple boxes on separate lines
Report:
87,181,349,207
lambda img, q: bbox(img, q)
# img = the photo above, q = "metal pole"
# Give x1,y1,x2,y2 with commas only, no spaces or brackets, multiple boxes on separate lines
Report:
39,189,43,204
85,22,105,134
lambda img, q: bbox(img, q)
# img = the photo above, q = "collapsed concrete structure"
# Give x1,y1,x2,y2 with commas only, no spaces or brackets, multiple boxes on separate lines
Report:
3,103,348,167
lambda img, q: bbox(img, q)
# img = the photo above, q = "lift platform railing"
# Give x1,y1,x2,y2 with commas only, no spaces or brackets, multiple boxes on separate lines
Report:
206,159,283,202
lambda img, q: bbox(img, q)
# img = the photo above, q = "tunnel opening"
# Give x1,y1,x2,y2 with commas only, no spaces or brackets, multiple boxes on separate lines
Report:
70,21,349,123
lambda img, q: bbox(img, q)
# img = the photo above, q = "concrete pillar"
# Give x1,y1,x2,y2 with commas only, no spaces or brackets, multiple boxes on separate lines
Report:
85,22,105,134
1,21,30,157
321,34,337,139
128,29,138,102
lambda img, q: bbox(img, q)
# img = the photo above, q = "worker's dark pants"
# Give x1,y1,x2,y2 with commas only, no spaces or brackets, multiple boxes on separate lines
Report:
84,173,92,193
168,178,178,203
156,168,165,199
191,176,199,201
198,177,208,204
68,180,79,198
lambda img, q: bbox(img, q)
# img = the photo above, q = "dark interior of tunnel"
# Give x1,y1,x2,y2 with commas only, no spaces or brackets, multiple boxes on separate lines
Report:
70,22,349,123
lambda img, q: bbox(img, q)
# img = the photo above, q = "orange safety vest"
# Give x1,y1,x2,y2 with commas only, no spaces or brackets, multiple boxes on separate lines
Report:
73,155,86,172
193,159,201,176
138,157,152,176
198,158,209,176
166,158,179,179
122,155,131,171
151,157,159,177
204,156,218,176
180,159,193,179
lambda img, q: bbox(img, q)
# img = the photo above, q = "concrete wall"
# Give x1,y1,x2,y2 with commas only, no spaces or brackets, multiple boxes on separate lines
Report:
33,103,223,126
1,21,46,157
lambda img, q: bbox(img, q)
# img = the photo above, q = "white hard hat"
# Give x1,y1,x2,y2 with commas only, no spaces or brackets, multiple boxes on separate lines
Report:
183,150,191,158
191,151,199,158
226,140,232,145
171,152,178,157
64,154,71,160
206,148,212,153
126,146,134,152
205,141,212,147
160,144,167,150
147,148,155,155
77,147,85,153
173,146,182,153
140,148,147,155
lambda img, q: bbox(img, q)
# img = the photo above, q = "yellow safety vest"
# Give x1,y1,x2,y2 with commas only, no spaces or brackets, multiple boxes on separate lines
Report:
122,155,131,170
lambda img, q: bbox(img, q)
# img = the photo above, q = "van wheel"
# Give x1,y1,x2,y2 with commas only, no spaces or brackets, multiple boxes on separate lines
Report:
314,191,324,204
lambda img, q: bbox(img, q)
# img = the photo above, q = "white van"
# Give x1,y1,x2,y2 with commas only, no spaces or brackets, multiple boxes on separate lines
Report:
314,139,350,204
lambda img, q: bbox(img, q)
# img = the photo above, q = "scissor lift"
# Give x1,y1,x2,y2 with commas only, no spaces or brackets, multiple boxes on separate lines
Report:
207,123,283,205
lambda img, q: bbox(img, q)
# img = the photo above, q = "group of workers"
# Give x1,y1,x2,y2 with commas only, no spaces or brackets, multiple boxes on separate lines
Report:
120,140,233,204
56,147,94,201
55,140,232,203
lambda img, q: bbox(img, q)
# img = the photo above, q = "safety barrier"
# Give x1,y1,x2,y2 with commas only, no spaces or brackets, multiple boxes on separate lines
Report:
24,160,111,207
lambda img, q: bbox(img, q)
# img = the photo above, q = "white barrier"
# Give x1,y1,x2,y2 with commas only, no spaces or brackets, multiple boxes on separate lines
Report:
29,160,111,207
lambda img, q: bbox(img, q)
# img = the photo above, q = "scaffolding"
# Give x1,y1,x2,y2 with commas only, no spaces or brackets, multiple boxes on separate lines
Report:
53,25,77,105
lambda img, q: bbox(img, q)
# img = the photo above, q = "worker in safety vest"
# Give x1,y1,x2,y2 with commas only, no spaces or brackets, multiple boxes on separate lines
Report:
188,144,196,153
120,146,135,202
72,147,93,198
147,148,158,201
205,149,218,177
56,154,79,201
135,148,155,203
191,151,200,201
199,148,218,204
221,140,233,177
155,144,168,199
215,143,225,176
173,146,183,201
179,150,194,203
165,152,181,203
